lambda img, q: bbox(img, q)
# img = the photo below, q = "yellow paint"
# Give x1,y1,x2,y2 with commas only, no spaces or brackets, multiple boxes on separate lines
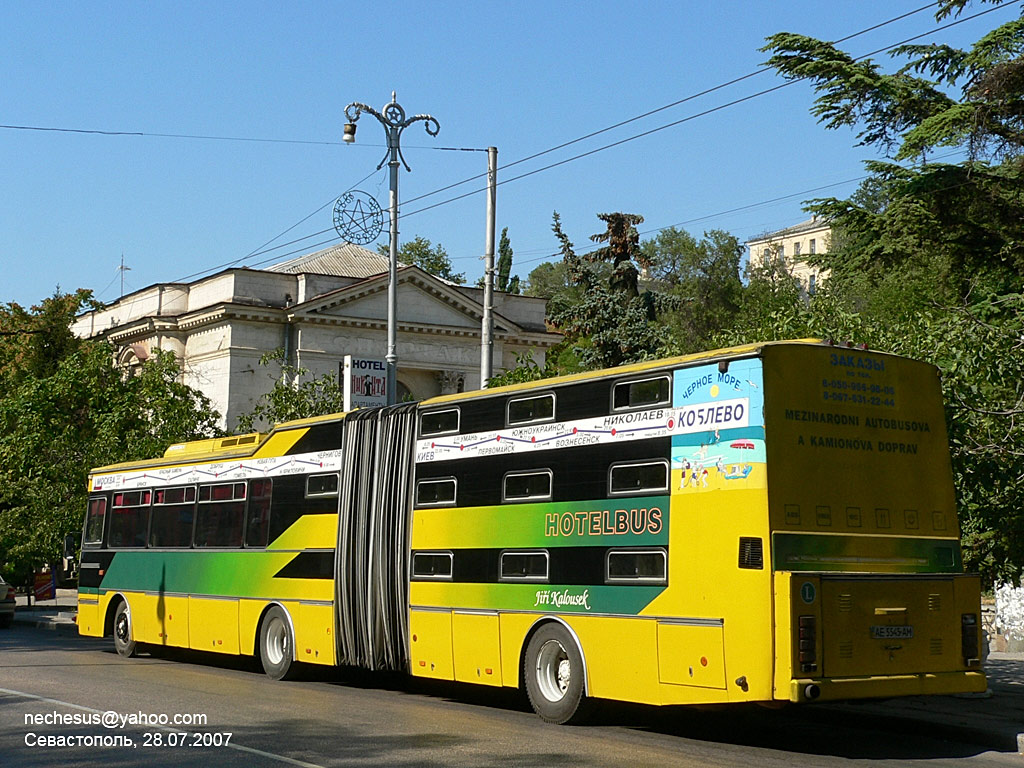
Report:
657,623,726,689
297,603,336,666
188,596,240,655
452,612,502,686
409,609,454,680
266,514,339,551
133,592,189,647
77,597,99,636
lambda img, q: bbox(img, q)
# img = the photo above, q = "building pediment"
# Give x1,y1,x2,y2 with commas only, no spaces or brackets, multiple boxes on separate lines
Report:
292,266,522,336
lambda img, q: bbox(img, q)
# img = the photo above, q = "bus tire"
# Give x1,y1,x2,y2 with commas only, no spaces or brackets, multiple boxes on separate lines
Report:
259,606,295,680
523,623,591,724
113,601,137,658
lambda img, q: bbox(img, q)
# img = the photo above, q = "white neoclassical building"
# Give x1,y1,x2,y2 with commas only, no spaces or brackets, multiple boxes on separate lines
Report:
73,243,558,431
745,217,831,295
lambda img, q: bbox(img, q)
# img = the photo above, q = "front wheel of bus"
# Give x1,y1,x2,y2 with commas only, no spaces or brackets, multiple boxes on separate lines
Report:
113,601,137,658
524,623,591,724
259,606,295,680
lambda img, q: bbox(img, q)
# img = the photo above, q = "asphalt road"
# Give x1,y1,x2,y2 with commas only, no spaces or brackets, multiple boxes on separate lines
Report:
0,626,1018,768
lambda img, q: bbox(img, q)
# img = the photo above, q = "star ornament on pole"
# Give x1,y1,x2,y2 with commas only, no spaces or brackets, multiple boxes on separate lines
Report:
342,92,440,406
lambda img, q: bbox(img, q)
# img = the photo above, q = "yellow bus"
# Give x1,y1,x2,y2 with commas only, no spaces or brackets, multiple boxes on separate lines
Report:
77,340,985,722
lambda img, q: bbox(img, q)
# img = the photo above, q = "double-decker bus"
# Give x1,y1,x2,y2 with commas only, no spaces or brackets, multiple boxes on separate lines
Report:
77,340,985,722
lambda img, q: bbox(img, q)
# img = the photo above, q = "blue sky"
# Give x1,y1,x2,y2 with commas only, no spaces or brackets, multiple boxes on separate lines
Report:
1,1,1012,307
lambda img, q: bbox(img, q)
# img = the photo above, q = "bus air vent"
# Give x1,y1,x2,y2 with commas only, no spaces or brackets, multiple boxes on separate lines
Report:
838,641,853,659
930,638,944,655
928,594,942,611
838,593,852,612
738,537,763,570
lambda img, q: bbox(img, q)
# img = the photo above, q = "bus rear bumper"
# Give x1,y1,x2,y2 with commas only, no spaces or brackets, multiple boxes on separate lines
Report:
788,670,987,703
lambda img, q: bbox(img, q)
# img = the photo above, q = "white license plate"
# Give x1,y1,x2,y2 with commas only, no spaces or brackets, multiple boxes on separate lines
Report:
871,625,914,639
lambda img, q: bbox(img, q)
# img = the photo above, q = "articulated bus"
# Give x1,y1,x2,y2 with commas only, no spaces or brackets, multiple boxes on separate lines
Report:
77,340,985,723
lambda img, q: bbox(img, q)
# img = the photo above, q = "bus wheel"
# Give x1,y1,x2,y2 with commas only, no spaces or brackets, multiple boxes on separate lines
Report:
113,601,137,658
524,623,591,724
259,606,295,680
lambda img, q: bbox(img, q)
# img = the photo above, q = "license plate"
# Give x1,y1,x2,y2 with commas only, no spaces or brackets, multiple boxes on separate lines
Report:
871,625,913,639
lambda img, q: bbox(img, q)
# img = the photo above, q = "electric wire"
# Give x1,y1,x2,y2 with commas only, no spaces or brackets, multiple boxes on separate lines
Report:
196,1,985,276
398,1,1016,224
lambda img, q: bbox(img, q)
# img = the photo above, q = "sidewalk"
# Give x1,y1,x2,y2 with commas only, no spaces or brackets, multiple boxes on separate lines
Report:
11,587,79,636
8,595,1024,753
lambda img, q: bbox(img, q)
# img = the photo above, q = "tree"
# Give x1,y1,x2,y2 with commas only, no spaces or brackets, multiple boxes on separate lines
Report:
748,2,1024,583
235,350,347,433
379,236,465,284
546,212,679,370
641,227,744,354
0,291,220,582
496,227,521,294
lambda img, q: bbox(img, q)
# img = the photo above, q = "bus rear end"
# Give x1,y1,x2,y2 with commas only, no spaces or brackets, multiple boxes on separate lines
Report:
761,343,986,702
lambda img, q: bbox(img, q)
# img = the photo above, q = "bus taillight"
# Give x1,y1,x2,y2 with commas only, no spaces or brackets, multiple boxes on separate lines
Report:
798,615,817,673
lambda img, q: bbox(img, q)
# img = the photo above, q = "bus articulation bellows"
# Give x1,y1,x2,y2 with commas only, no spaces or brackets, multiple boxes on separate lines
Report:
77,340,986,723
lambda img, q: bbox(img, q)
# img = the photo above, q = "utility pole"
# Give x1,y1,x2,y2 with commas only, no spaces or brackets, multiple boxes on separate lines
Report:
342,93,440,405
480,147,497,388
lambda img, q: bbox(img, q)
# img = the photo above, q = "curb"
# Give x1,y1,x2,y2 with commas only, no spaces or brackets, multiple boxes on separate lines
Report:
11,616,79,636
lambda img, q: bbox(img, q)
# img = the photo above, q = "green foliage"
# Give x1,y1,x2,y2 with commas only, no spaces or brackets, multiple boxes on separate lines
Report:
749,5,1024,583
380,235,465,284
235,350,347,433
496,227,521,294
545,212,679,371
0,292,219,582
642,227,744,355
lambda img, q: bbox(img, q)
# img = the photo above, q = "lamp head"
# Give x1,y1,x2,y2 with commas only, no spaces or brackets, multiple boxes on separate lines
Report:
342,122,357,143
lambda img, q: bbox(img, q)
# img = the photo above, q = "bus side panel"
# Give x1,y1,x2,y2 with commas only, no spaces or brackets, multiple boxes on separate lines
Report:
296,602,336,666
452,611,502,686
134,591,189,647
77,593,101,637
188,596,239,655
409,609,454,680
574,616,660,703
657,623,726,689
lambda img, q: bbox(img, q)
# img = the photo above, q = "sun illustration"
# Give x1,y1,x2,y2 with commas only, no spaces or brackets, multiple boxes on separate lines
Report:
710,384,720,398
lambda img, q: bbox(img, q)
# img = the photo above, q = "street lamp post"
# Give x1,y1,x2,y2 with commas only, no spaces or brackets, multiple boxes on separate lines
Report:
343,92,440,405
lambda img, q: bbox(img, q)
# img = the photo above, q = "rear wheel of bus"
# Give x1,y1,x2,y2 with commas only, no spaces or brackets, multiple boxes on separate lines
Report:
259,606,295,680
112,600,137,658
524,623,591,724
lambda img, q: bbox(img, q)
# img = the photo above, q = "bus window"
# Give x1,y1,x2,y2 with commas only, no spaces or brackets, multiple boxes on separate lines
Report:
412,551,453,579
83,497,107,548
306,473,339,498
195,482,246,548
503,470,553,502
420,408,459,437
612,375,670,410
245,479,273,548
606,548,667,583
507,393,555,426
500,551,548,581
149,486,196,548
415,478,457,507
609,460,669,495
109,490,151,548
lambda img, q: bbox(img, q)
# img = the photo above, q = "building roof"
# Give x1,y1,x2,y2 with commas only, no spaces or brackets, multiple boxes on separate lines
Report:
745,217,831,245
267,242,396,278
